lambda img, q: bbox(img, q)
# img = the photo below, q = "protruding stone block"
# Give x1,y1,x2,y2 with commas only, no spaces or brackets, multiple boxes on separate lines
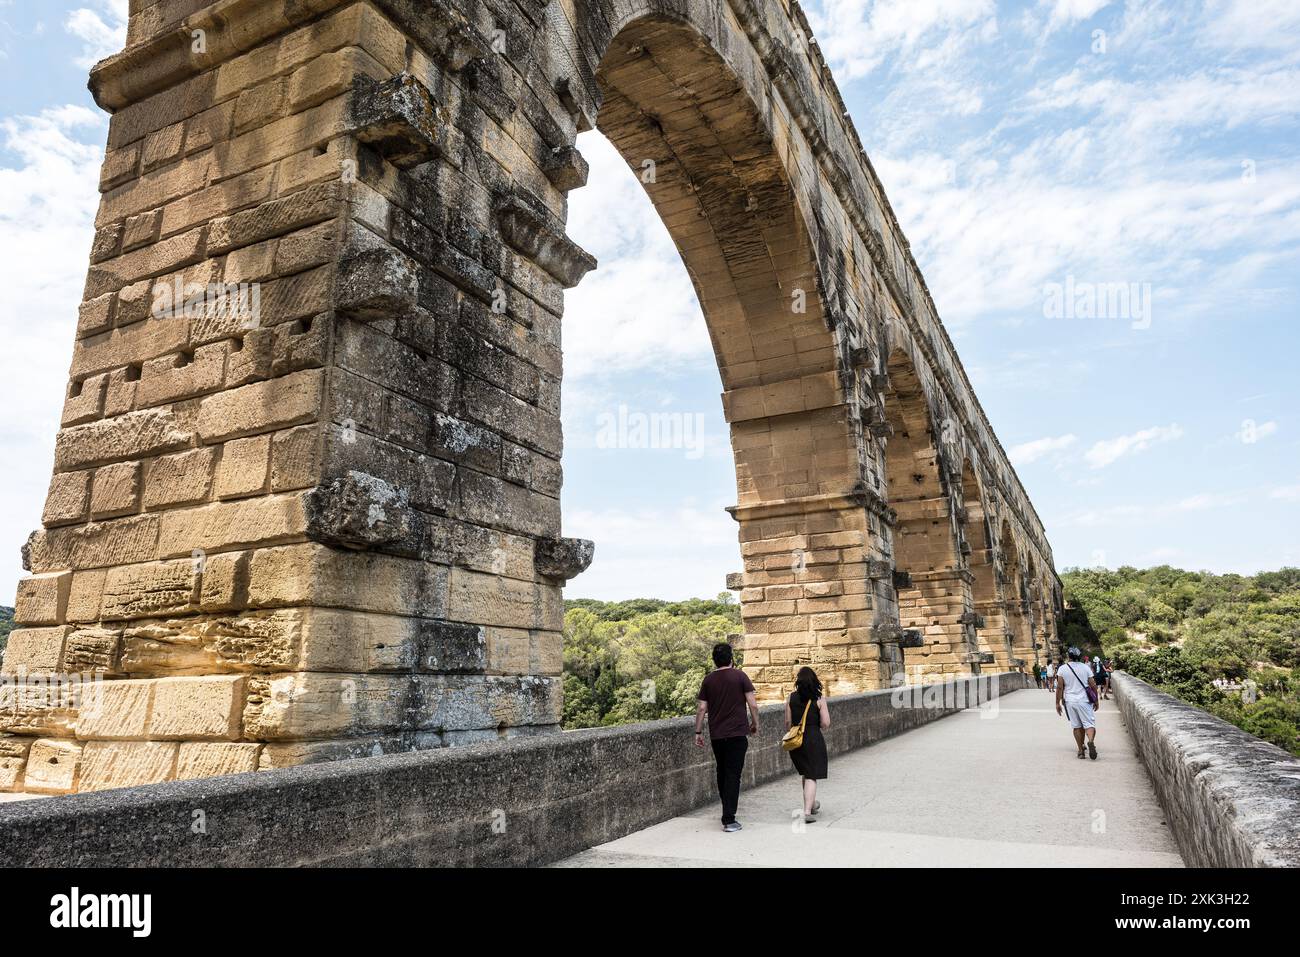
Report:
534,537,594,582
304,471,418,552
336,247,420,320
495,189,596,288
544,145,589,191
349,73,445,169
14,572,73,626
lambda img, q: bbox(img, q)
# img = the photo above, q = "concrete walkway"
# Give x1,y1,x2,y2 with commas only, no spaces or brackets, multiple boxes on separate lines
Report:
559,686,1184,867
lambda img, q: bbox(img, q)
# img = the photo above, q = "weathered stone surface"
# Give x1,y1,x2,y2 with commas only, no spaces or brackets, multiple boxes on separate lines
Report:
534,536,594,582
54,407,193,471
0,627,72,675
303,470,419,553
336,246,421,321
79,740,178,792
4,0,1064,792
195,369,322,443
76,678,152,739
1113,673,1300,868
175,741,263,779
13,572,73,626
150,675,246,740
21,738,82,794
0,734,33,791
63,627,123,674
348,72,445,169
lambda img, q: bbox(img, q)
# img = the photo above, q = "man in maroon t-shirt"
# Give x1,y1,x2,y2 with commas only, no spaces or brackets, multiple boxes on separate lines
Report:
694,642,759,832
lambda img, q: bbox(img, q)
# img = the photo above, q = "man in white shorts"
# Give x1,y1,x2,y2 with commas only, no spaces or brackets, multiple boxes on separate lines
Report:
1055,647,1098,760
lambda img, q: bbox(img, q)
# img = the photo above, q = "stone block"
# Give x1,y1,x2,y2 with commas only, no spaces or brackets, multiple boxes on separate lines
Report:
62,627,123,674
143,447,217,509
101,559,199,621
42,471,92,527
0,735,33,791
196,368,322,442
214,434,271,499
149,675,246,740
175,742,262,780
76,678,153,739
0,627,72,675
89,461,142,519
21,739,82,794
54,407,194,471
79,740,177,791
14,572,73,626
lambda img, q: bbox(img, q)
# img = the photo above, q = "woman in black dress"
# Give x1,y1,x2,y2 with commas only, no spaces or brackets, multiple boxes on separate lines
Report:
786,666,831,822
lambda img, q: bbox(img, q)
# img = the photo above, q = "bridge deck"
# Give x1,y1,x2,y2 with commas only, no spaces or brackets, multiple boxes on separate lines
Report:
558,686,1184,867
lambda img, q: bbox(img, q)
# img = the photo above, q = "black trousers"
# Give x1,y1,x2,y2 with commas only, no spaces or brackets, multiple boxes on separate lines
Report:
710,735,748,824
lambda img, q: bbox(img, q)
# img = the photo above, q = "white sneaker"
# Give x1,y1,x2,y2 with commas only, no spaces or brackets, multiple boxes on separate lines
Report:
723,821,743,833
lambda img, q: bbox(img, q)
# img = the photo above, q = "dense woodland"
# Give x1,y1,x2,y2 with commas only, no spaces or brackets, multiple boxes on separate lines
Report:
1060,566,1300,755
0,606,11,659
562,595,742,729
561,567,1300,756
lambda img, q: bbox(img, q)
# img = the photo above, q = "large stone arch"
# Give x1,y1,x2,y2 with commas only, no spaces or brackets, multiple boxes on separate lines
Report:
1,0,1060,793
587,15,876,700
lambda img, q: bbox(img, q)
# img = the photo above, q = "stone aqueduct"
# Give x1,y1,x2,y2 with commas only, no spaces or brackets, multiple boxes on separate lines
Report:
0,0,1060,795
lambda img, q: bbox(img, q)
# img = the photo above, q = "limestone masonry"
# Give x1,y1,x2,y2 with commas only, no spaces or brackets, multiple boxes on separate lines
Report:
1,0,1060,794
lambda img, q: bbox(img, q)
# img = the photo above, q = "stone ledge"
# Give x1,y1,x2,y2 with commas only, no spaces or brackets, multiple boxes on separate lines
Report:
0,672,1029,866
1112,672,1300,868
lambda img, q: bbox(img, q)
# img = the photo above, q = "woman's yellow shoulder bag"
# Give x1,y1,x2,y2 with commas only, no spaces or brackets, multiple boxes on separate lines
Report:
781,699,811,751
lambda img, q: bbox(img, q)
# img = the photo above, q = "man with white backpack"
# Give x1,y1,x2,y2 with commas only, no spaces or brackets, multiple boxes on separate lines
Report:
1055,646,1099,760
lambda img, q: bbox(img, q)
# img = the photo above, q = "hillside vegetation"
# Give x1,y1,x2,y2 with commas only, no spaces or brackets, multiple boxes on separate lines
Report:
0,605,12,659
1060,566,1300,755
562,595,741,729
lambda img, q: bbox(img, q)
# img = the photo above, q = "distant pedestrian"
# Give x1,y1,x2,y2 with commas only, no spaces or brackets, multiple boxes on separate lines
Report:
1033,664,1044,689
1091,655,1108,702
695,642,760,832
785,666,831,823
1103,659,1114,699
1056,646,1099,760
1046,659,1058,692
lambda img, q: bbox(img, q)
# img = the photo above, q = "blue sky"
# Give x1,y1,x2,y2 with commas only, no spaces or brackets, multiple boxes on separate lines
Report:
0,1,1297,604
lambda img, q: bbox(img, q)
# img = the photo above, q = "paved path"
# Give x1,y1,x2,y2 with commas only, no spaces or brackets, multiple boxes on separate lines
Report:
559,686,1184,867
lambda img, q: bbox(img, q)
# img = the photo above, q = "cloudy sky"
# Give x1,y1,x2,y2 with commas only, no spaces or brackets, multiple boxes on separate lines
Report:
0,1,1296,604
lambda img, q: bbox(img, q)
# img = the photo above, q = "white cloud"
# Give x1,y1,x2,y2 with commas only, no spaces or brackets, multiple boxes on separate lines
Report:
1201,0,1300,51
1009,433,1077,465
804,0,997,80
1270,483,1300,502
0,106,106,599
65,0,127,69
563,504,738,601
562,131,713,381
1084,424,1184,469
1043,0,1112,33
1060,491,1240,527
